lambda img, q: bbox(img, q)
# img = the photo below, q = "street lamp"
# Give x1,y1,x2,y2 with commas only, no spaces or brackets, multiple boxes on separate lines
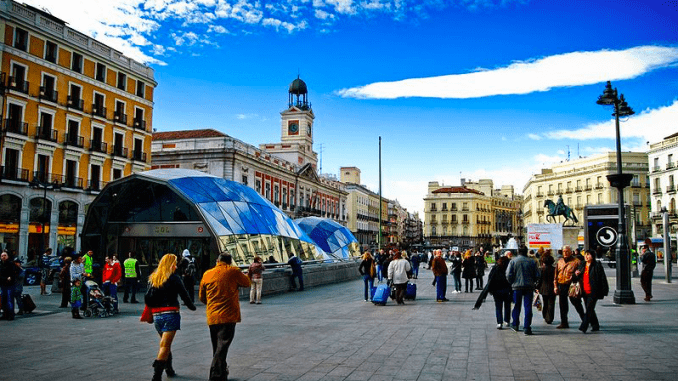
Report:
596,80,636,304
30,176,60,256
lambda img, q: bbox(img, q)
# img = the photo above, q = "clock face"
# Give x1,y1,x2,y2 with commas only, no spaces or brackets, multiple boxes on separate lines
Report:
306,124,311,136
288,121,299,134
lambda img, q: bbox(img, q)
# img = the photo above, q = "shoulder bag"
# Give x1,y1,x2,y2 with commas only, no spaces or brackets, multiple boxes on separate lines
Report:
568,281,582,298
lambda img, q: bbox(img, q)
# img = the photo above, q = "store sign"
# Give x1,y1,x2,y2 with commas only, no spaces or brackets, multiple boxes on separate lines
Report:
29,224,50,234
121,223,211,237
58,226,77,235
0,223,19,233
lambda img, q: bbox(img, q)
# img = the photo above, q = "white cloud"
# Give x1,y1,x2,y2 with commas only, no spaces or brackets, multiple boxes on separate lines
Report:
336,46,678,99
542,99,678,146
527,133,541,140
207,25,229,33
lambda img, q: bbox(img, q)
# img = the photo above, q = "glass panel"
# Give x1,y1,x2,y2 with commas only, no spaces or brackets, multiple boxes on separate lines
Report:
217,202,247,234
198,203,232,234
171,177,215,203
231,201,259,234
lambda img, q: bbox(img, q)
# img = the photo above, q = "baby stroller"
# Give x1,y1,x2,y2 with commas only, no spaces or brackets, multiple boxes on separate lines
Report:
83,280,115,318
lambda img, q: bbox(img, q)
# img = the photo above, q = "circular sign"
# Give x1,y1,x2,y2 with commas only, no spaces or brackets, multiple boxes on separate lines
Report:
596,226,618,247
197,226,204,233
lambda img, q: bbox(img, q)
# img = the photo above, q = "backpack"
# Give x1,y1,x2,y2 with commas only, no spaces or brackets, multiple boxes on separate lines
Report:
185,260,196,278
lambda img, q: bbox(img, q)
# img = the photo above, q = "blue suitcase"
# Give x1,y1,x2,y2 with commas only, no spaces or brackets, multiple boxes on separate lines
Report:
372,284,390,305
405,282,417,300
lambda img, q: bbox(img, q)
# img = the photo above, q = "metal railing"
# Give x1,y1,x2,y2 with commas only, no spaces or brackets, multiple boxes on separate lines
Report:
35,126,58,142
64,133,84,148
0,166,29,182
3,119,28,135
89,140,108,154
39,87,58,103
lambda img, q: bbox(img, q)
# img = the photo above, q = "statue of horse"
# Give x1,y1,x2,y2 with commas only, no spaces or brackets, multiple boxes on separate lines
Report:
543,200,579,225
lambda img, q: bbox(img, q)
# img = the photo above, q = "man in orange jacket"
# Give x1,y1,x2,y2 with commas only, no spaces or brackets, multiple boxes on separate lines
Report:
199,253,250,381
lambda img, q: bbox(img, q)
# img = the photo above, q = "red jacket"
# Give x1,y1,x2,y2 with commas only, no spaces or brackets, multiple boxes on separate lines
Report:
102,261,122,284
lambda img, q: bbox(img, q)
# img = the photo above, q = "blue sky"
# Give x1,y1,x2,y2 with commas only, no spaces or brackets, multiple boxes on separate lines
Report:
26,0,678,215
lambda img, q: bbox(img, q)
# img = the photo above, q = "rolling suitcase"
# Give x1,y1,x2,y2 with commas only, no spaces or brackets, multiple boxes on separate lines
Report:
405,282,417,300
372,284,390,306
22,294,36,313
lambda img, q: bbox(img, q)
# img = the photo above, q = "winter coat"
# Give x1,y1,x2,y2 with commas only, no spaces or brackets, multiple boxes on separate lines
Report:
573,260,609,300
431,256,449,277
537,263,556,296
506,255,540,291
462,257,476,279
358,258,375,278
474,255,487,276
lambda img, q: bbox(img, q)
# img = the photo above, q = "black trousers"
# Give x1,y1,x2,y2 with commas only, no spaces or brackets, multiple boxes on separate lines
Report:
394,283,407,304
476,274,484,289
209,323,236,381
123,278,138,302
541,294,556,324
557,283,584,325
580,294,599,332
640,269,653,298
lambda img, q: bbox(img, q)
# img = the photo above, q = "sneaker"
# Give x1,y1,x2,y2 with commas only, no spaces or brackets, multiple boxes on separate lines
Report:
250,301,255,304
524,328,533,335
510,325,519,332
256,302,261,304
497,323,502,329
556,323,569,329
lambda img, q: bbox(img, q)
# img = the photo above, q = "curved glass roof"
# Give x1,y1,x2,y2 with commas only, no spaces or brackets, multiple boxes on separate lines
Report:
136,169,322,264
295,217,360,260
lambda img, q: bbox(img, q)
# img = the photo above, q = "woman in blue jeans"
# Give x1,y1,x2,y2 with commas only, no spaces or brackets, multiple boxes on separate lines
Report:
358,252,376,301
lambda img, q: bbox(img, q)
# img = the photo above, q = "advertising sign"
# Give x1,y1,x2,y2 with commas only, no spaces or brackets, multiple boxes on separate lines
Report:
527,224,563,251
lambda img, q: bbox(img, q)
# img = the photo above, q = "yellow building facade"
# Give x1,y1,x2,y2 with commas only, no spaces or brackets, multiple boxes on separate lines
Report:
0,1,156,261
522,152,651,241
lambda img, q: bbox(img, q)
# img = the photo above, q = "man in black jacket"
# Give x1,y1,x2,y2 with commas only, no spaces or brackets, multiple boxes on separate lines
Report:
640,244,656,302
0,251,19,320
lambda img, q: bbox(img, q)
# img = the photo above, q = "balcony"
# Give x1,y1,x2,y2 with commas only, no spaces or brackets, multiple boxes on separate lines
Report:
585,185,592,191
133,118,147,131
87,180,106,192
575,203,584,210
429,208,437,212
57,175,83,189
536,192,544,198
132,150,146,162
667,162,676,170
631,182,641,188
653,166,661,173
0,166,29,182
595,183,604,189
32,171,59,184
667,185,676,194
35,126,58,142
39,87,58,103
461,220,469,225
91,104,107,119
114,112,128,125
575,186,583,192
565,187,573,193
547,191,555,196
3,119,28,135
67,96,84,111
653,189,662,195
441,220,449,226
461,207,469,212
64,133,84,148
633,200,643,206
112,145,128,159
89,140,108,154
8,76,29,94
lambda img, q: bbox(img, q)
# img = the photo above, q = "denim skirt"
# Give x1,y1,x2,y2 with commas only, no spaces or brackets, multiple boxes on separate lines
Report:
154,312,181,333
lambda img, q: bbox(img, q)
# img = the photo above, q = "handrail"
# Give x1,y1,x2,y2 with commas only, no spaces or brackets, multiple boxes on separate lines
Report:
237,256,360,271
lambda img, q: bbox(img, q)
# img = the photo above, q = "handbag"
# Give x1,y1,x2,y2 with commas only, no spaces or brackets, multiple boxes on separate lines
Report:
533,294,542,311
568,282,582,298
140,305,153,324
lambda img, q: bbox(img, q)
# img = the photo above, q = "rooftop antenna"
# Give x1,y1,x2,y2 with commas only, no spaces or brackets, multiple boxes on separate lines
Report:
567,145,570,161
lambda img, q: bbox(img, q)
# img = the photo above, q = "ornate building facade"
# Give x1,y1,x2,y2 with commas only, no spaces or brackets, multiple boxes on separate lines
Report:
648,132,678,238
0,1,156,260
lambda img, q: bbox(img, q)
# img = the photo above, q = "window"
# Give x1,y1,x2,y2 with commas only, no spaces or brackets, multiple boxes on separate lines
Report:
93,92,105,117
38,112,53,138
255,179,261,194
241,175,248,185
3,149,20,181
290,190,295,208
95,62,106,82
115,100,126,123
14,27,28,51
66,120,80,146
134,107,145,130
10,63,27,93
274,185,279,204
113,168,122,180
37,154,50,182
40,74,57,102
670,154,674,165
45,41,58,63
68,83,82,110
136,80,145,97
265,183,271,200
65,160,77,188
90,164,101,191
91,126,104,152
113,133,125,156
117,72,126,90
133,138,143,160
71,52,83,73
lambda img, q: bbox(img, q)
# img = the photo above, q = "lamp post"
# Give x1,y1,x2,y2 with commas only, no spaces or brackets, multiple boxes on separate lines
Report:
30,176,60,256
596,80,636,304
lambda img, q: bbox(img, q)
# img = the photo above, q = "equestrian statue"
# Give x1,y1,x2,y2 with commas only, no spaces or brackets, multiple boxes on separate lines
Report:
544,195,578,226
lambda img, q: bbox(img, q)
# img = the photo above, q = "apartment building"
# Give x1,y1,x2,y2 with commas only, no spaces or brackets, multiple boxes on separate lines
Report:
648,132,678,237
0,1,156,260
522,152,651,241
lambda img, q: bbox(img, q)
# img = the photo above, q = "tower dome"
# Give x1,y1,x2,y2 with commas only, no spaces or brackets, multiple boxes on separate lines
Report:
288,76,310,110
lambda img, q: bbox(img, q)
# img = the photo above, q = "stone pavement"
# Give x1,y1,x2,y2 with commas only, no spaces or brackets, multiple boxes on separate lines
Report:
1,264,677,381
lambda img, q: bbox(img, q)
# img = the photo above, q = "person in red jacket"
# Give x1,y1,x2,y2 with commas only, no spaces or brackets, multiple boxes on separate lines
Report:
102,254,122,314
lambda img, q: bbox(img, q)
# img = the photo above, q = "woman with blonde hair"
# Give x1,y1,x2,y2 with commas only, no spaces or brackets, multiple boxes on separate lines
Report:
146,253,196,381
358,252,376,301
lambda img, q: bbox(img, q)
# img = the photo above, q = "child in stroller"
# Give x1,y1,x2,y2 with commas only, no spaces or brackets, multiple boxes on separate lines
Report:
83,280,115,318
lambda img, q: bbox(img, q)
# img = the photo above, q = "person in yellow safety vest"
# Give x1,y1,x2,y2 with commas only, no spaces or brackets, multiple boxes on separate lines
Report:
83,250,94,279
123,252,141,303
80,250,95,311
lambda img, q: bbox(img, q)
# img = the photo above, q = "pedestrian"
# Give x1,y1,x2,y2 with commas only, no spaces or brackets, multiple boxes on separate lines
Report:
553,245,584,329
473,256,512,329
358,252,375,302
0,251,18,320
146,253,196,381
59,257,72,308
387,251,411,305
574,250,609,333
39,248,53,295
102,254,122,314
287,253,304,291
12,258,25,315
475,250,487,290
376,249,386,282
199,252,251,381
248,256,265,304
506,245,540,335
177,249,197,303
410,252,420,279
431,249,448,302
70,278,83,319
450,251,462,293
640,243,656,302
123,252,141,303
81,250,95,310
536,250,556,324
264,255,277,264
462,251,476,293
